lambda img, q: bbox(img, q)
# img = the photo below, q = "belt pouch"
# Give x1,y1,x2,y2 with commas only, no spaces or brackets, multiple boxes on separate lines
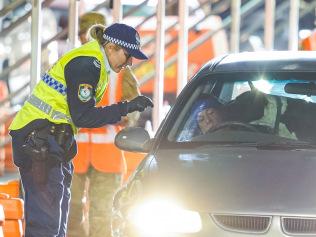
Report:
23,129,49,186
31,146,48,186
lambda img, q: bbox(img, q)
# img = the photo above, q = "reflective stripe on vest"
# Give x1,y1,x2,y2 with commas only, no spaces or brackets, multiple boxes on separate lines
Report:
75,132,90,142
90,125,117,143
27,94,73,123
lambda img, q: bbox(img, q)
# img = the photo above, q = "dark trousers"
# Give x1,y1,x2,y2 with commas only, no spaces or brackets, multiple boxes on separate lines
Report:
10,120,75,237
19,160,73,237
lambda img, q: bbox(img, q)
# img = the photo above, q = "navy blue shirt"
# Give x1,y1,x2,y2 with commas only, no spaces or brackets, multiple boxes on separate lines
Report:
64,56,127,128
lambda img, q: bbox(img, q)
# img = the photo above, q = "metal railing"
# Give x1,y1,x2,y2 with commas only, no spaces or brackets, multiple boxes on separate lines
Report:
133,0,229,72
0,0,55,38
138,0,264,86
0,0,26,17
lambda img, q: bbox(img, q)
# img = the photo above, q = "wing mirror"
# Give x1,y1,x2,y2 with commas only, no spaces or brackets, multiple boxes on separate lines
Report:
115,127,153,153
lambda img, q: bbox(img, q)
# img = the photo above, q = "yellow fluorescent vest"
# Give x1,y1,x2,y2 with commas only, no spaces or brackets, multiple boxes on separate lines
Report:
9,40,109,134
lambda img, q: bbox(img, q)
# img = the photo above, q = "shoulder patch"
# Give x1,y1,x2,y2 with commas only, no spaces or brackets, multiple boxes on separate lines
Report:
78,84,93,102
93,59,101,69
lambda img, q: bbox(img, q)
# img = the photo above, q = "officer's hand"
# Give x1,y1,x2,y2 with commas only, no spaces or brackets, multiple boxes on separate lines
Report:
127,95,153,113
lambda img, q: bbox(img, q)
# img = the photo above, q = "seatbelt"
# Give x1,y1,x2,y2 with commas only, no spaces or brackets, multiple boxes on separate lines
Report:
27,94,73,123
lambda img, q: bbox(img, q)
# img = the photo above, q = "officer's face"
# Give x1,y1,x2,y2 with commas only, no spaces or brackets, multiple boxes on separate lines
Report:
106,44,133,73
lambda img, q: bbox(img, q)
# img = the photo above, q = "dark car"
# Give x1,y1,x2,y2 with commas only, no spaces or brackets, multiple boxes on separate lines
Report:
112,51,316,237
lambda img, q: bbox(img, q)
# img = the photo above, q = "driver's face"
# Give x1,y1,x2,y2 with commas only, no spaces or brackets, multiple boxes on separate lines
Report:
197,108,221,134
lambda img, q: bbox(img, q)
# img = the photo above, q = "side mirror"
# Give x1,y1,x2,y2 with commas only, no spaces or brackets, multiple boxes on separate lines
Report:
115,127,152,153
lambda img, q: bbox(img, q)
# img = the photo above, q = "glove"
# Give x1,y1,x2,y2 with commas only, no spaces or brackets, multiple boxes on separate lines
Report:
126,95,153,113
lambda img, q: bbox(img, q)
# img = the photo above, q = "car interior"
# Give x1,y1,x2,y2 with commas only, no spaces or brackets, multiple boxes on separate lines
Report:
168,72,316,145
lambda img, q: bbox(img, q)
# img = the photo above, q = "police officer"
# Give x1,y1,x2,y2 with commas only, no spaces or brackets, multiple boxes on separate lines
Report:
9,23,153,237
67,12,142,237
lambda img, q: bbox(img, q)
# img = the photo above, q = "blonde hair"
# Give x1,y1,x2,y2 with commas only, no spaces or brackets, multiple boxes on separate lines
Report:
79,12,106,35
88,24,107,45
88,24,121,51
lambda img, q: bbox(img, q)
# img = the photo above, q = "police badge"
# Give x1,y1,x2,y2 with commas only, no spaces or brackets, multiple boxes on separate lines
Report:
78,84,93,102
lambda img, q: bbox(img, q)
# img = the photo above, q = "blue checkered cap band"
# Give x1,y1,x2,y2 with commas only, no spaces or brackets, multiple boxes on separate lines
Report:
103,34,140,50
102,23,148,60
42,73,67,96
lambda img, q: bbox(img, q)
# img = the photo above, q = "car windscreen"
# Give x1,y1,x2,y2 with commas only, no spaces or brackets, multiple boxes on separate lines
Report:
167,72,316,144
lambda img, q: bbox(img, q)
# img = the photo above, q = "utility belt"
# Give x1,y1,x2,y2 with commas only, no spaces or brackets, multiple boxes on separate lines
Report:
23,122,75,186
25,122,73,150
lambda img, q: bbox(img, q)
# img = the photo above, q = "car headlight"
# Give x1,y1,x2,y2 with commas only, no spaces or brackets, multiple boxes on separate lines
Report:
128,198,202,235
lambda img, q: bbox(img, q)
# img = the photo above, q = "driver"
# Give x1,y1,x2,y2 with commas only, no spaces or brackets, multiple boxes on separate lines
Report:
197,101,223,134
196,91,297,139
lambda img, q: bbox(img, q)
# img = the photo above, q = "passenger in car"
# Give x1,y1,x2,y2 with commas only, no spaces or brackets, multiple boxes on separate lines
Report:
281,97,316,142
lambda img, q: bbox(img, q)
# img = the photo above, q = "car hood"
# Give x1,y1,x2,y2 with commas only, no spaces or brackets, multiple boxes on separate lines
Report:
144,146,316,215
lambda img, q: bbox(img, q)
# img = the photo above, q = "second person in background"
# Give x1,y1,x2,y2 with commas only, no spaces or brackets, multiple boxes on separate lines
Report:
67,12,142,237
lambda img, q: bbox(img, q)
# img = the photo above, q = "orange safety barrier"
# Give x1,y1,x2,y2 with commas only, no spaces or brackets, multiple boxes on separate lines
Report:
4,117,17,173
0,192,24,237
0,81,9,176
0,204,4,237
0,180,20,198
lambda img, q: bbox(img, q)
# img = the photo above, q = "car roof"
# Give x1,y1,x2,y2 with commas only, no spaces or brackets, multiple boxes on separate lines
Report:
202,51,316,74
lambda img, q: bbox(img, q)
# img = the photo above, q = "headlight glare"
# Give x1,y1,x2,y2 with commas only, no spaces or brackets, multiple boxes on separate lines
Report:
128,199,202,234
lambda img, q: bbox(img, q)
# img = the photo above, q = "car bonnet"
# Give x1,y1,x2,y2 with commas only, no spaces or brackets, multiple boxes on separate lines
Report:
144,146,316,215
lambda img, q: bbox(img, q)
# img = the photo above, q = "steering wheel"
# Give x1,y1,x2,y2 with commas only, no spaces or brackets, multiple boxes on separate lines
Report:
209,121,259,133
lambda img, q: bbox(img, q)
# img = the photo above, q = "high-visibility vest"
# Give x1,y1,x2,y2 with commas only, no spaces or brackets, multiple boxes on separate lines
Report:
9,40,108,134
73,72,124,173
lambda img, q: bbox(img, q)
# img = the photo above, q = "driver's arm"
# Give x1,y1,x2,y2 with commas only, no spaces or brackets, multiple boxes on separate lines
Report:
223,91,267,122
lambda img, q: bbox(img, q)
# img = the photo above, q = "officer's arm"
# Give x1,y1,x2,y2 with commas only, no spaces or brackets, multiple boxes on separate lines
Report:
64,56,128,128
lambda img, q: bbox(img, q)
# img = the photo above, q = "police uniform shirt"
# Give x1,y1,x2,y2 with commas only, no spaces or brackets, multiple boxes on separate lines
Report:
65,53,126,128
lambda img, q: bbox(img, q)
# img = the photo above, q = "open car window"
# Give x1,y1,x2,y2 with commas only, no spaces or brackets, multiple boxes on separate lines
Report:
168,72,316,144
